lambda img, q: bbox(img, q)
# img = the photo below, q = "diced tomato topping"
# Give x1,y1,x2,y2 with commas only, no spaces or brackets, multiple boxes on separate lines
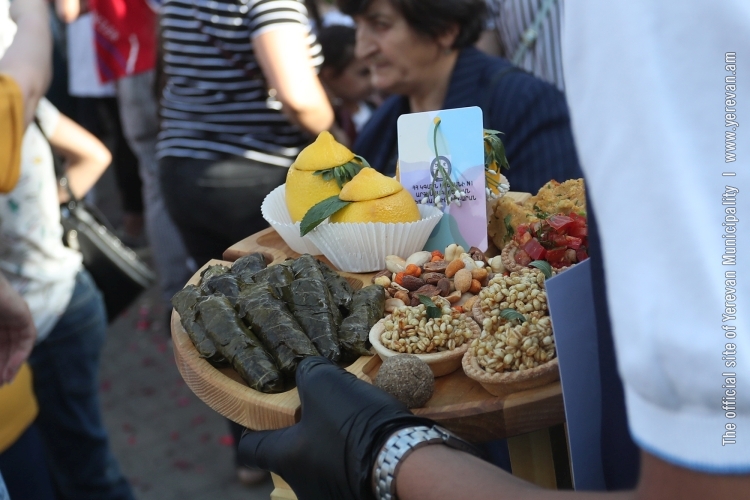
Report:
550,233,569,247
514,249,532,266
576,247,589,262
516,224,530,238
545,247,567,267
523,238,547,261
569,212,587,226
568,226,588,238
547,214,574,232
518,231,532,245
565,236,582,249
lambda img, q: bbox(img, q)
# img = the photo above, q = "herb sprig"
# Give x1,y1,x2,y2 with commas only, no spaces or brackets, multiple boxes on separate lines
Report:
312,155,370,188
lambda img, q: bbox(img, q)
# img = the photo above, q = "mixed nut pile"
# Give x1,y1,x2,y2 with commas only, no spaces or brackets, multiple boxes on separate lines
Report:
373,244,507,316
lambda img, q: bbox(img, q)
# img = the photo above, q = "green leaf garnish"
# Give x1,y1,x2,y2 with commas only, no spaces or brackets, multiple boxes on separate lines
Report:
529,260,553,279
500,308,526,324
503,214,514,243
483,129,510,172
312,155,369,188
418,295,442,319
299,195,351,236
532,204,550,220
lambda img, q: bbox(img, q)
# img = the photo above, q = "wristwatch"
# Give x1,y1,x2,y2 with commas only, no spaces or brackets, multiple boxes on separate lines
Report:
371,425,481,500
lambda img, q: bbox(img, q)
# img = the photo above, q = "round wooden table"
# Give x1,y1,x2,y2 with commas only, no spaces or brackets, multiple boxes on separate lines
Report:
171,227,569,498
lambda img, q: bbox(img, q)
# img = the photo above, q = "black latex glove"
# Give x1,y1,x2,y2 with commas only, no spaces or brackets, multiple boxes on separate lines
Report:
238,356,434,500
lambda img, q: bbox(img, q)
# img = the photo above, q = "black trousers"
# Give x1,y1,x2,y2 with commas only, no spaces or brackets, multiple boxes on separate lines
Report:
160,154,288,466
159,155,288,266
76,97,143,215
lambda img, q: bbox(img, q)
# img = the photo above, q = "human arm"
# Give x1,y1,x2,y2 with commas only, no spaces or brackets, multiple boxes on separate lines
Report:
397,446,750,500
253,26,334,136
49,113,112,202
239,356,750,500
0,0,52,127
54,0,81,23
0,272,36,385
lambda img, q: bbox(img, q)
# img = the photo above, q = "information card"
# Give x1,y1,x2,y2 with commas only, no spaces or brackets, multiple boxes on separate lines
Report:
397,107,487,252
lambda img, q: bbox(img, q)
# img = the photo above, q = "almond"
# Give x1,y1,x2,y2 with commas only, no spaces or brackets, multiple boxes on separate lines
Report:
469,246,487,263
400,275,425,291
453,268,472,293
413,284,440,297
445,259,465,278
437,278,451,297
423,260,449,273
423,272,444,285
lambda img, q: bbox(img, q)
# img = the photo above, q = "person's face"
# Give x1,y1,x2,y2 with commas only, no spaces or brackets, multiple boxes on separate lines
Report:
321,57,374,105
353,0,445,95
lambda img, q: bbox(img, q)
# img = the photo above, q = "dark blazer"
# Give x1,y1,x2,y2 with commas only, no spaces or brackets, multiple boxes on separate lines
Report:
354,48,582,194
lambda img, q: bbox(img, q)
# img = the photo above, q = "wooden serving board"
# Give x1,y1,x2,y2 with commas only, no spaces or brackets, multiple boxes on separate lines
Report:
172,191,564,442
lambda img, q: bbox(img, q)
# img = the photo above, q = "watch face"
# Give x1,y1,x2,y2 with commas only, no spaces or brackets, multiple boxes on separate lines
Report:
430,156,452,180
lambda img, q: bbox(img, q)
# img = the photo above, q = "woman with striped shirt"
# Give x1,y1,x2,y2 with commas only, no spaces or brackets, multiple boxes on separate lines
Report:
158,0,334,268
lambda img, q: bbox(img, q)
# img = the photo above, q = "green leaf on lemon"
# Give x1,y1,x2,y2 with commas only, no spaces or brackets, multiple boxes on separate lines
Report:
300,196,351,236
312,157,368,188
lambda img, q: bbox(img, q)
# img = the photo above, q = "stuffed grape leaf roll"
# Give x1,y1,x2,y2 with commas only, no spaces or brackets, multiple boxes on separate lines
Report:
279,278,341,362
288,254,343,325
171,285,224,363
316,260,354,315
197,295,284,394
251,263,295,288
338,284,385,360
236,283,319,376
231,253,268,283
202,273,242,306
199,264,230,294
291,255,325,280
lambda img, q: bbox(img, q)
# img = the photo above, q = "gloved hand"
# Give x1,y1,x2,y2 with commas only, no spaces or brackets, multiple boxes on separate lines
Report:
238,356,434,500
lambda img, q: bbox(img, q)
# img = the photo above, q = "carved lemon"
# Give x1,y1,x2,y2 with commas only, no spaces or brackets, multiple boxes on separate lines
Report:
330,168,420,224
285,131,363,222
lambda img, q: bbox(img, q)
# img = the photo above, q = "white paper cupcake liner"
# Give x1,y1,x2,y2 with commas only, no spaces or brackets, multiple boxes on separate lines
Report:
305,205,443,273
261,185,322,255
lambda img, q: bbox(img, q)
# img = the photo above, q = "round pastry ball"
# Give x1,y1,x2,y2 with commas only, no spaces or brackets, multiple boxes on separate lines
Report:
374,355,435,409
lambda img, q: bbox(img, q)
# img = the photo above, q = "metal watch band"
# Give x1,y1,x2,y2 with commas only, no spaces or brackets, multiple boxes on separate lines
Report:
371,425,479,500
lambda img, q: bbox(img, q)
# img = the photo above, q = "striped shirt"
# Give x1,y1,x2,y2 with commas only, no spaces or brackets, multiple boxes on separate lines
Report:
485,0,565,92
157,0,323,167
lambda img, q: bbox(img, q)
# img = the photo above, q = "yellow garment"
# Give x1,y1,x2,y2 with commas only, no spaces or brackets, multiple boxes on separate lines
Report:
0,73,24,193
0,364,38,453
